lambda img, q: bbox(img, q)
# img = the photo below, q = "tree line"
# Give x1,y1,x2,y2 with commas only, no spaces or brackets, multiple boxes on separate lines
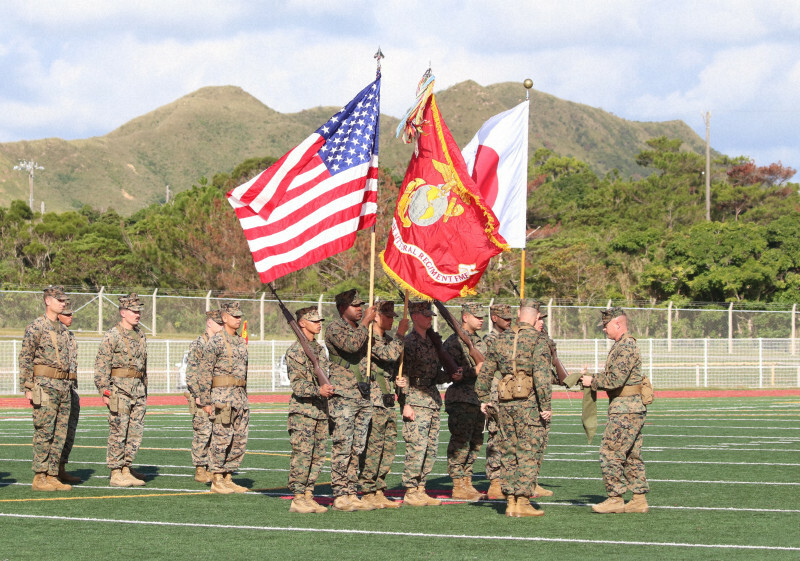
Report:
1,137,797,306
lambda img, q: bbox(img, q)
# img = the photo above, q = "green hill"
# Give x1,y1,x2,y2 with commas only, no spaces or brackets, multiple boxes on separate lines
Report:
0,81,706,214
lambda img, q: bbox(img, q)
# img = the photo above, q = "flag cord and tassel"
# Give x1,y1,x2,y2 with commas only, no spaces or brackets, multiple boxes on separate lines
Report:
396,291,409,381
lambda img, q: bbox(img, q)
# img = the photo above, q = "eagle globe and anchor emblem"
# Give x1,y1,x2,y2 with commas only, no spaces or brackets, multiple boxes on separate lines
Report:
398,160,466,227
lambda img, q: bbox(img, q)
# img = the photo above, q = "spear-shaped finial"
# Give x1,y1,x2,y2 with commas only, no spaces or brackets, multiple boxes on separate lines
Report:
374,47,384,75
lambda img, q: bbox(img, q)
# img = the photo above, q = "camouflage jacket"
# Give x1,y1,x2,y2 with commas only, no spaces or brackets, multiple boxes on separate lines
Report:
443,330,486,406
483,329,502,349
198,330,248,408
19,315,71,391
359,331,403,408
477,322,552,417
325,317,369,400
592,333,645,414
94,323,148,398
286,338,330,420
185,333,210,400
399,329,449,410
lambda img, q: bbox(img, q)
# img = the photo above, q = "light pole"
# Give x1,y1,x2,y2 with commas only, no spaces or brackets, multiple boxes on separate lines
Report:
13,159,44,211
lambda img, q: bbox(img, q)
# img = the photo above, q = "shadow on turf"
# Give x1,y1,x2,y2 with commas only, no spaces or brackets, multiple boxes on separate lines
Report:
0,471,14,485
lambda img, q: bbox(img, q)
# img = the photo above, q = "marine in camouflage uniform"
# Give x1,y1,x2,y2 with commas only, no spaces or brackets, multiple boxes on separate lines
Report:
582,307,649,514
443,302,487,501
94,293,148,487
477,299,552,517
482,303,513,499
197,301,250,494
324,289,376,511
58,299,82,484
19,286,73,491
185,309,224,483
358,300,408,509
286,306,334,514
399,301,453,507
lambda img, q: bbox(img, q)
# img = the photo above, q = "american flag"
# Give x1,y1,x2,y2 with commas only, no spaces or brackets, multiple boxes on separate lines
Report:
227,77,380,284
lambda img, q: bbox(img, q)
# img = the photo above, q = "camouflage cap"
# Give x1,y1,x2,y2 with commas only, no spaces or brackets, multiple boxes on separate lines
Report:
489,304,513,320
334,289,365,308
599,306,625,327
43,285,67,301
206,309,224,325
296,306,323,322
221,301,243,317
519,299,544,312
119,293,144,312
60,298,73,315
462,302,486,318
408,301,436,317
376,300,398,317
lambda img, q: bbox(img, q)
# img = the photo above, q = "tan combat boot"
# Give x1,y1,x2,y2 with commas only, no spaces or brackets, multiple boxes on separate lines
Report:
304,490,328,513
194,466,212,483
110,468,132,487
450,477,469,500
31,472,57,492
289,494,316,513
46,475,72,491
516,496,545,517
224,473,248,493
487,478,505,500
592,496,625,514
463,476,486,501
332,495,357,511
534,484,553,497
402,487,427,507
58,463,81,484
417,485,442,506
376,490,401,508
624,493,649,513
122,467,145,486
505,495,517,517
211,472,234,494
360,492,383,509
348,494,376,511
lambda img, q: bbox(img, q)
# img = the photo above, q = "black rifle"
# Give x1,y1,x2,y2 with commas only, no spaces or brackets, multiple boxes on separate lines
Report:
431,300,485,366
268,284,330,387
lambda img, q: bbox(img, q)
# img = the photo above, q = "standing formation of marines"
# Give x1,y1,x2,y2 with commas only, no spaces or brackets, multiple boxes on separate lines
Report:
18,286,649,518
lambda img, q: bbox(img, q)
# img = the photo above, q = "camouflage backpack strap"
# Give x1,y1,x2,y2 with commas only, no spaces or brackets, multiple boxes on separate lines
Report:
511,325,522,375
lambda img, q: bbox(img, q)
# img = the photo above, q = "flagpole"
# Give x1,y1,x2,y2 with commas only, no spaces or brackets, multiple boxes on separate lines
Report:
365,47,385,383
519,78,533,300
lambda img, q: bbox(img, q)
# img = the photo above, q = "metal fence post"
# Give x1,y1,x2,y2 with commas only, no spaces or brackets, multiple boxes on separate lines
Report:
759,338,763,388
728,302,733,354
166,340,171,393
98,286,104,334
648,338,653,383
792,304,797,356
667,301,673,352
704,338,708,387
260,292,266,341
13,340,19,393
547,298,553,335
594,339,599,372
205,291,212,312
271,340,276,392
152,288,158,337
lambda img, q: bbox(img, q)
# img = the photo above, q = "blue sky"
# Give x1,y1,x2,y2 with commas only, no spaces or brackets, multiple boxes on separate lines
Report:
1,0,798,172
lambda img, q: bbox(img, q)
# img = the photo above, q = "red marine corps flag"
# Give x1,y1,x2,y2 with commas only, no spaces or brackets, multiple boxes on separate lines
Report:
381,74,508,301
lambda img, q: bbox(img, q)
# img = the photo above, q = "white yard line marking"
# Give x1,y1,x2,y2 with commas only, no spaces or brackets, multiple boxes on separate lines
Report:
0,513,797,551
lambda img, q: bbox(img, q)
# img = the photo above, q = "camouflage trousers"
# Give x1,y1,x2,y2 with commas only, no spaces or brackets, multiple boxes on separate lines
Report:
401,405,440,489
209,405,250,473
445,402,484,479
358,406,397,493
484,416,503,481
288,413,328,495
61,384,80,465
191,409,213,467
106,392,146,469
600,412,649,496
498,401,547,497
328,396,372,496
31,380,72,475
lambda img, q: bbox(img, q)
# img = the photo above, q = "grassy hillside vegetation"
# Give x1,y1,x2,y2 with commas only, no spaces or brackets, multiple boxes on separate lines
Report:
0,81,708,214
0,137,797,311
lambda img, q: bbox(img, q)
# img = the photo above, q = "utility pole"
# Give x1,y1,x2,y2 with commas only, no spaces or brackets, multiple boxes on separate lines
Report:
13,159,45,212
703,111,711,221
